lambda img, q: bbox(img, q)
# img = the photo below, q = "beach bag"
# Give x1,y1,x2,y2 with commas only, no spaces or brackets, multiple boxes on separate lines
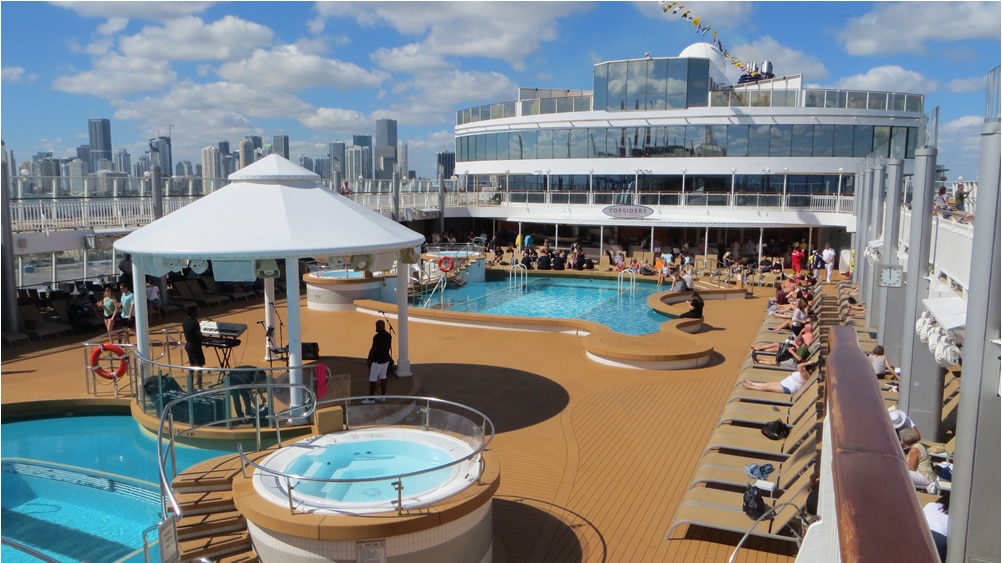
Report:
742,484,769,520
761,419,790,440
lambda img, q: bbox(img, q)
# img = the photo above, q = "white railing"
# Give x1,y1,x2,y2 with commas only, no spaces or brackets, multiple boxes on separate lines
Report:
897,208,974,293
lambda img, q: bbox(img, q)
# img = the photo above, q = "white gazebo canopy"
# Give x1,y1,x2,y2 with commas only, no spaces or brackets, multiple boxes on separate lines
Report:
115,155,425,414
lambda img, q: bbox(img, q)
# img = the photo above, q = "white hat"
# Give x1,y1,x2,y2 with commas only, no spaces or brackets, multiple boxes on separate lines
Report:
889,409,908,429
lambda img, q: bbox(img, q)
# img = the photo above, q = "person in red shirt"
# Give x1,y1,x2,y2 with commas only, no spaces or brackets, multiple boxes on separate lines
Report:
790,245,804,276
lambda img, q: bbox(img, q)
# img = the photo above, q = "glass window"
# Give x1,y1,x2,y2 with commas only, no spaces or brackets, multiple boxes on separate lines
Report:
666,59,688,108
623,127,639,156
695,125,727,156
750,91,771,107
570,129,589,158
833,125,855,157
490,103,503,120
805,90,825,107
665,125,686,156
853,125,873,156
847,91,867,109
826,90,846,108
905,95,923,113
790,124,813,157
748,125,771,156
573,96,592,112
556,97,573,113
905,127,918,159
889,126,908,159
522,130,537,159
607,128,625,157
726,125,749,157
607,62,628,111
593,64,608,111
484,133,496,160
686,59,709,107
774,90,797,107
873,126,891,158
647,59,669,110
553,129,570,159
536,129,553,159
770,125,792,156
480,105,491,121
496,132,509,160
889,93,907,112
812,124,834,157
503,102,516,118
867,93,887,110
509,132,523,160
540,98,557,114
476,134,487,161
456,137,464,161
589,128,605,157
627,59,649,110
709,91,730,107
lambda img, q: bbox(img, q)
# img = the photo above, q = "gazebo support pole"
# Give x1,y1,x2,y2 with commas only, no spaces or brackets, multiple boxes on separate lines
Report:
132,261,150,384
396,267,411,378
284,257,305,420
263,278,276,361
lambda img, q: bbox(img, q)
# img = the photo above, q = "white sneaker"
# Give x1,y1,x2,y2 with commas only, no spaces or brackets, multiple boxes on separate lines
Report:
360,398,376,405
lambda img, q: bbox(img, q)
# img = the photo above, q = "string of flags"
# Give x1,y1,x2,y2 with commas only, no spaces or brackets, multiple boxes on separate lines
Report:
659,2,761,76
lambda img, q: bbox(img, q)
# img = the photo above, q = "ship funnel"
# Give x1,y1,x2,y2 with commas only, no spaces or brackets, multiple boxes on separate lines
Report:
761,61,774,76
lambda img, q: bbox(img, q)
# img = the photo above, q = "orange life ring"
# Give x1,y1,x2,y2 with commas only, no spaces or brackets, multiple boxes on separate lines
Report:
438,256,454,272
90,343,129,380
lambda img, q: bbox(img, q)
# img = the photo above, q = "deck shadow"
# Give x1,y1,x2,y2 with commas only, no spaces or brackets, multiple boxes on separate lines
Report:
493,496,605,562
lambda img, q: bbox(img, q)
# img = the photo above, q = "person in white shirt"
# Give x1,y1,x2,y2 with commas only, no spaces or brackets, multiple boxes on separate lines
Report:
739,362,814,394
821,243,836,283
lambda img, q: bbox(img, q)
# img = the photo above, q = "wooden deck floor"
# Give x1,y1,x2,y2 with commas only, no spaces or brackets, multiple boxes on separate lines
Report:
2,282,797,562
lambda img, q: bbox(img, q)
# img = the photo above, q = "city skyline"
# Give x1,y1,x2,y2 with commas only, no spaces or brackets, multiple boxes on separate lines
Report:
1,2,999,180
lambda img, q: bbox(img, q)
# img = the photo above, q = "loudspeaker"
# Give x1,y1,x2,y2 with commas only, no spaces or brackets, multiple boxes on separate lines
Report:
255,259,281,278
350,254,374,271
302,342,320,360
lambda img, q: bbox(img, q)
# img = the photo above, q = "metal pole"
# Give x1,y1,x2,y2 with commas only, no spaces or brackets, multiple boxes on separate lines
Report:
865,162,886,327
730,169,736,208
391,172,400,221
946,116,1000,563
396,261,412,377
151,166,164,221
877,159,905,364
1,155,19,334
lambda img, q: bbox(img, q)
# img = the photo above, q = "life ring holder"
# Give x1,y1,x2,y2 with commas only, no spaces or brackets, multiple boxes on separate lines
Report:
438,256,455,273
90,343,130,380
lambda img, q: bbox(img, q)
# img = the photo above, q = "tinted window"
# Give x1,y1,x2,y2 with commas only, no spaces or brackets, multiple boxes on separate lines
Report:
522,130,537,159
833,125,855,157
647,59,669,110
540,98,557,114
593,64,608,111
853,125,873,156
485,133,496,160
726,125,749,157
666,59,688,108
791,124,814,157
748,125,771,156
686,59,709,107
627,60,649,110
812,125,834,157
570,129,589,158
553,129,570,159
890,127,909,159
770,125,792,156
509,132,523,160
873,126,891,158
607,62,628,111
496,132,508,160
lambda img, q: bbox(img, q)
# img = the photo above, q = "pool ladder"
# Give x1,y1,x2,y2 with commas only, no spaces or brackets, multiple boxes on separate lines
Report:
617,269,637,293
509,263,528,290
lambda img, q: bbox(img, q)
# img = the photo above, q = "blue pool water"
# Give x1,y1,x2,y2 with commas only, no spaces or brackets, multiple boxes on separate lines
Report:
421,276,673,335
1,415,237,563
314,269,367,279
288,439,454,502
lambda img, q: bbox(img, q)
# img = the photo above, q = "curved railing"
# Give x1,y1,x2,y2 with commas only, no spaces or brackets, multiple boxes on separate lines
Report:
236,395,495,515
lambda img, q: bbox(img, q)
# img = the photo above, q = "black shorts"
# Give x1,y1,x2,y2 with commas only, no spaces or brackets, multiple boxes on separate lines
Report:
114,316,135,329
185,343,206,366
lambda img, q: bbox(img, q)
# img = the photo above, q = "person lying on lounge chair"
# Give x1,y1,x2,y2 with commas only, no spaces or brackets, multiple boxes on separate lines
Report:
740,362,815,394
751,335,810,368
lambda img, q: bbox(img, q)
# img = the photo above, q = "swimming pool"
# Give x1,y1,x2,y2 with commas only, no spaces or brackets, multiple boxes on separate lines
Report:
253,428,478,514
419,276,672,336
1,415,236,563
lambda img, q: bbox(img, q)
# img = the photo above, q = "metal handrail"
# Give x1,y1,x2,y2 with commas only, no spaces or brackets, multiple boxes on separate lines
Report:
422,275,448,307
235,395,494,516
727,501,813,563
1,538,61,563
617,269,637,292
509,263,527,289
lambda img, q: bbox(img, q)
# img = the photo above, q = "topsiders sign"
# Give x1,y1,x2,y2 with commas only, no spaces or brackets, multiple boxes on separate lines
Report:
602,204,655,219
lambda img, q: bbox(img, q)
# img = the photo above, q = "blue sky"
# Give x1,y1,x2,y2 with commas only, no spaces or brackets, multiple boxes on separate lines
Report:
2,1,999,180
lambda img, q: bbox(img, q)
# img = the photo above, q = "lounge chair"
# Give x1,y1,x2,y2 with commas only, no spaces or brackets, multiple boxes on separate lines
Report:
174,280,229,308
744,341,821,371
717,382,821,427
200,277,255,302
689,433,819,493
666,467,816,544
727,367,821,407
18,303,73,340
2,331,31,346
701,409,819,459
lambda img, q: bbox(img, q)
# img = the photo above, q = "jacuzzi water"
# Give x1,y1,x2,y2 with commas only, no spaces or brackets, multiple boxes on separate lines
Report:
312,269,369,279
254,428,479,514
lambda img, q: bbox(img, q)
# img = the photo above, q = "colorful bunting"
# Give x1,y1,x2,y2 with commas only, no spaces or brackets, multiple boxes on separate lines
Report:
659,1,760,77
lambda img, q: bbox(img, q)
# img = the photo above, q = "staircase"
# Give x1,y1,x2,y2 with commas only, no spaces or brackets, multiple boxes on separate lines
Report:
170,454,259,563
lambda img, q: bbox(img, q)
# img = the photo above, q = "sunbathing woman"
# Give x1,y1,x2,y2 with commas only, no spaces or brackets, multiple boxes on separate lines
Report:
769,298,811,335
740,362,814,394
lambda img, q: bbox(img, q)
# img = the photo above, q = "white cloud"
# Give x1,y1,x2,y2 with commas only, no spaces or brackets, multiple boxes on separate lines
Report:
637,1,754,29
317,2,590,70
831,65,935,94
114,80,314,121
85,37,115,56
838,2,1001,56
731,36,830,82
936,115,985,180
52,55,176,97
97,17,129,35
53,2,213,21
2,66,26,83
216,45,388,91
371,43,452,73
379,69,517,127
118,16,274,61
947,76,988,94
299,107,372,132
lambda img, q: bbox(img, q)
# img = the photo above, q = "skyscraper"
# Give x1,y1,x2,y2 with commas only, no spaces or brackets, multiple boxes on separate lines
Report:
352,135,373,179
175,160,194,177
201,146,220,182
114,149,131,174
150,136,172,176
345,145,367,181
329,141,346,178
374,119,397,180
437,151,456,179
238,138,255,169
397,142,408,179
76,145,91,173
273,135,290,159
88,118,113,172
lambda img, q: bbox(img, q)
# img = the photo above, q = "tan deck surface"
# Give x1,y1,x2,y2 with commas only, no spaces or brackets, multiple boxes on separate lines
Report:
2,281,798,562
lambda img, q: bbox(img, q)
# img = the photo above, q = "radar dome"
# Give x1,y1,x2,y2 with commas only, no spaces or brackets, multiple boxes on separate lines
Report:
679,42,733,85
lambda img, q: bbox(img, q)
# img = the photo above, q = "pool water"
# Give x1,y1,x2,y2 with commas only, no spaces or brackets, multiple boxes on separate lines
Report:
288,439,455,502
1,415,237,563
420,276,673,335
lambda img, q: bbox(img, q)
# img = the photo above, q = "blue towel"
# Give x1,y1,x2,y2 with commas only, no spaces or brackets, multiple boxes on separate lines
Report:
745,463,775,480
